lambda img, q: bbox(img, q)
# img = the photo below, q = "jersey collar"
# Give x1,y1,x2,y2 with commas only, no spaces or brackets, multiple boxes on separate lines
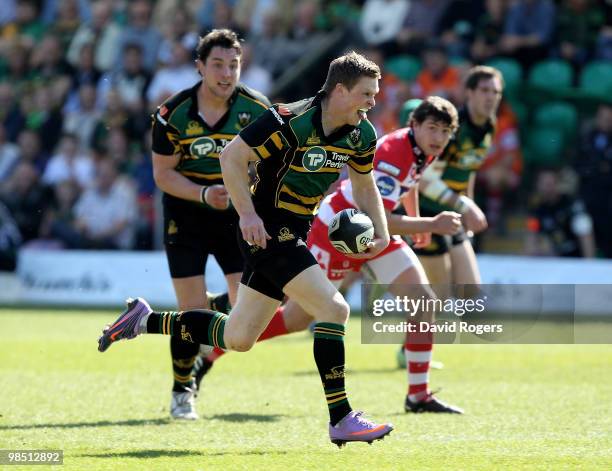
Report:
407,128,434,172
461,106,495,133
188,80,240,131
311,91,356,143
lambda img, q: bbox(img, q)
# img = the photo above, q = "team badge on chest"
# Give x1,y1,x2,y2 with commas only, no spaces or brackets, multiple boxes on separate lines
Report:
238,112,252,127
347,128,362,148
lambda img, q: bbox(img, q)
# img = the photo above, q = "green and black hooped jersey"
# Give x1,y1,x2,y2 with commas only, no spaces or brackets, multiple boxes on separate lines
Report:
239,93,377,223
420,107,495,214
151,81,270,188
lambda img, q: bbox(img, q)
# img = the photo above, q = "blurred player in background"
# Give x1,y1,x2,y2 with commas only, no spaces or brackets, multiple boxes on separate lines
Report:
203,97,464,413
100,51,395,446
416,65,503,287
150,29,270,420
525,168,596,258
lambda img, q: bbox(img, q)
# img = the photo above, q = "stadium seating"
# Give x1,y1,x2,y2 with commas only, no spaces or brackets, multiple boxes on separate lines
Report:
486,57,523,100
579,61,612,100
524,126,566,167
526,59,574,103
509,100,528,128
384,55,421,82
532,102,578,141
528,59,574,89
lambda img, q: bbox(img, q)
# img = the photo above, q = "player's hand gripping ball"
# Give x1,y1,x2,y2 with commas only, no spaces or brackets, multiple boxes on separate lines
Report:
328,209,375,254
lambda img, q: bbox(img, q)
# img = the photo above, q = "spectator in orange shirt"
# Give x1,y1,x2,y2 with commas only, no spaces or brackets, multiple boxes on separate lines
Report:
411,41,461,103
362,48,411,135
476,100,523,231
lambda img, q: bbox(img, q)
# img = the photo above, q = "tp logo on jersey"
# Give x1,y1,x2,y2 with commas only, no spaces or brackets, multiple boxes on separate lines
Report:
376,175,396,196
303,146,327,172
190,137,216,158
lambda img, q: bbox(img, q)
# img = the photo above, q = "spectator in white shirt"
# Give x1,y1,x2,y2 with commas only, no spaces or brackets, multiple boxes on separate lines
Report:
73,158,137,249
0,126,19,183
146,41,200,109
42,133,95,189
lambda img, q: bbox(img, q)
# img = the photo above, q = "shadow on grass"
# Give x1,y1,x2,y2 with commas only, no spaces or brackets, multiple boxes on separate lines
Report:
0,418,172,430
292,367,400,377
78,449,289,459
0,413,286,430
204,413,286,423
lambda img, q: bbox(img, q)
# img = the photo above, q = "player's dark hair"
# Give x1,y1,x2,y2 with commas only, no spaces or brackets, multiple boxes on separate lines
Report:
196,29,242,62
411,96,459,132
464,65,504,90
322,51,381,94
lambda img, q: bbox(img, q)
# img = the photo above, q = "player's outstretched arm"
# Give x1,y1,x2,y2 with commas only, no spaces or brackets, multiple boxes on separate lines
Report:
420,167,487,234
348,167,389,259
386,187,461,238
220,136,271,248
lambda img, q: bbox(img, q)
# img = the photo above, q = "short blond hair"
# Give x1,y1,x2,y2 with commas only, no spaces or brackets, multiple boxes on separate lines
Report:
322,51,381,94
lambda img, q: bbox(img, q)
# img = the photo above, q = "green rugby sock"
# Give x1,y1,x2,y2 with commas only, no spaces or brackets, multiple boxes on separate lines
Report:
313,322,352,426
147,310,227,350
170,337,199,392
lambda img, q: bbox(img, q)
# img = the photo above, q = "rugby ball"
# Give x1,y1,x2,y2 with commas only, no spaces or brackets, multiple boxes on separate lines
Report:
328,209,374,254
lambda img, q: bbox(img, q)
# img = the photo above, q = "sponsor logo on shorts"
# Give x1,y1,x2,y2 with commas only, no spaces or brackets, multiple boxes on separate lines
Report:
168,220,178,235
181,325,193,343
278,227,295,242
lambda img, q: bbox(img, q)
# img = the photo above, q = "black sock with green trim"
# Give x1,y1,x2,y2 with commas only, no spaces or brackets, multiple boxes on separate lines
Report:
146,310,227,350
170,337,199,392
313,322,352,426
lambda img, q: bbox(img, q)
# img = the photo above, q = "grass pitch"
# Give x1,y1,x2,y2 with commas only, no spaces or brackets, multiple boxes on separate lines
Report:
1,308,611,470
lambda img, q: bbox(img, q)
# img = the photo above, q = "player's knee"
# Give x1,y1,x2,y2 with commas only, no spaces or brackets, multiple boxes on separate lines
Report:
290,314,315,332
324,297,350,325
225,332,256,352
231,342,254,353
228,338,255,352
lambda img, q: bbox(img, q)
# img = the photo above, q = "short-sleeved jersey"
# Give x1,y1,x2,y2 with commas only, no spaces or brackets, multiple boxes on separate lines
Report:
151,81,270,187
420,107,495,213
239,93,377,223
317,127,435,225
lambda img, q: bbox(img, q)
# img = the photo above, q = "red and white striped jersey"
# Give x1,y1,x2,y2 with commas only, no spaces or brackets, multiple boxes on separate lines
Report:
316,127,435,225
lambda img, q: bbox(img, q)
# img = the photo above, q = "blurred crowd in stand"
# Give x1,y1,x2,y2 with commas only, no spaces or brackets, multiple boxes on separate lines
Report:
0,0,610,271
